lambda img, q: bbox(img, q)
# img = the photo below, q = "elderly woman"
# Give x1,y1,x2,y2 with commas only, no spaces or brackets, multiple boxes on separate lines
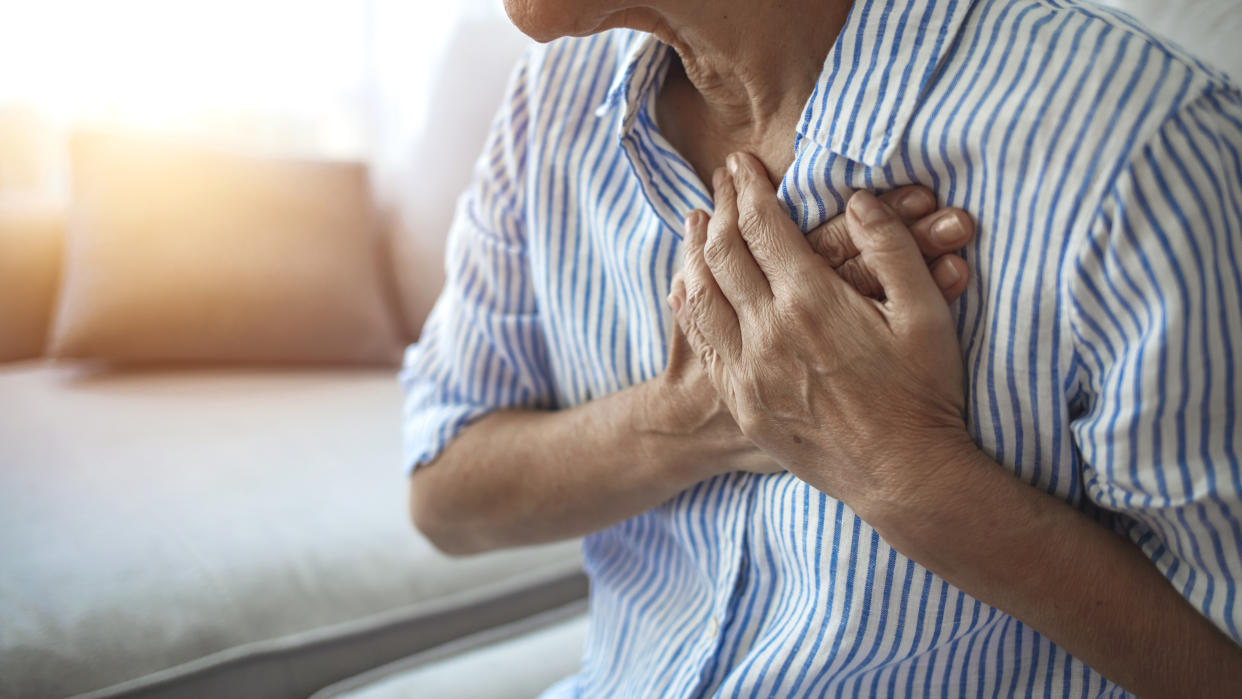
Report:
401,0,1242,695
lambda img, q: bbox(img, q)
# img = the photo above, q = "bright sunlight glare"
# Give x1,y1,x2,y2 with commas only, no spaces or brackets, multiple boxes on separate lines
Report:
0,0,370,135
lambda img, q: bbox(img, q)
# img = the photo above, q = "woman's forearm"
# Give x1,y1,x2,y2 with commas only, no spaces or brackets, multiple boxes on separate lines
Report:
862,446,1242,698
407,379,751,555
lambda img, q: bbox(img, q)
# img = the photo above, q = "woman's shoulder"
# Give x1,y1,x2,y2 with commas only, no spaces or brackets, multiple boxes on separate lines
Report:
934,0,1231,144
917,0,1233,203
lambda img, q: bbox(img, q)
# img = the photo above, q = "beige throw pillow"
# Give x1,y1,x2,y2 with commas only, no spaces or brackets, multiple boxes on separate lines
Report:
0,196,65,362
48,133,404,365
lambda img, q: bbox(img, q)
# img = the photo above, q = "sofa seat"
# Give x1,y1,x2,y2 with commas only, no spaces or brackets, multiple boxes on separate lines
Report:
0,361,585,699
312,602,588,699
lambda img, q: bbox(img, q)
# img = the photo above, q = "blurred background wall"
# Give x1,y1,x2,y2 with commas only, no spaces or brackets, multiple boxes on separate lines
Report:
1,0,373,194
0,0,531,338
0,0,519,192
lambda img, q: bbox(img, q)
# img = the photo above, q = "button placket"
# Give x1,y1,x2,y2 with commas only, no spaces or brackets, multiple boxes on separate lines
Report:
712,472,755,637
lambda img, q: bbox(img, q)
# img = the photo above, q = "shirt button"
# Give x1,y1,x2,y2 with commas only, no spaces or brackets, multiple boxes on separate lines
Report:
707,615,720,638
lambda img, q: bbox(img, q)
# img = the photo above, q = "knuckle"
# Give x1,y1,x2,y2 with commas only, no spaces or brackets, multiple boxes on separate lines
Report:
754,333,780,356
684,317,708,351
750,319,784,354
772,292,798,316
850,200,900,236
702,232,732,269
743,224,778,260
736,203,766,237
862,230,910,261
856,210,893,233
806,227,827,253
836,260,882,298
684,281,711,315
779,295,819,329
714,185,738,218
695,340,720,371
819,225,854,267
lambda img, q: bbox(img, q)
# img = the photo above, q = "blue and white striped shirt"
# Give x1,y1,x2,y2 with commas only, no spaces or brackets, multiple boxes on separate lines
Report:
400,0,1242,695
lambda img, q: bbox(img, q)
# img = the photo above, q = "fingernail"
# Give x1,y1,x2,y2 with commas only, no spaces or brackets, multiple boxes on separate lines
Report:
933,258,961,288
896,189,934,216
931,213,965,246
684,212,698,237
669,292,682,314
712,167,726,190
850,190,890,225
726,153,740,175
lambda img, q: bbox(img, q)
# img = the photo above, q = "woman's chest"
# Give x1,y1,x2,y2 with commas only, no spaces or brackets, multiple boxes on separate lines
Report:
524,180,680,406
523,132,1087,501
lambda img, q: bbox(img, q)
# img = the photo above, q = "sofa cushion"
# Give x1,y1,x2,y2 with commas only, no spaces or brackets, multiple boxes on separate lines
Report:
0,196,64,362
0,362,585,698
48,133,404,366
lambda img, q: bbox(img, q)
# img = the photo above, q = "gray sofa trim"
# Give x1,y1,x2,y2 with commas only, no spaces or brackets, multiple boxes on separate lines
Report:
309,598,589,699
71,564,588,699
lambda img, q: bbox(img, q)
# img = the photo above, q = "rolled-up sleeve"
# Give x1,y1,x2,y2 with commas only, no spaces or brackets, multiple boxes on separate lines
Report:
1068,89,1242,644
400,52,558,472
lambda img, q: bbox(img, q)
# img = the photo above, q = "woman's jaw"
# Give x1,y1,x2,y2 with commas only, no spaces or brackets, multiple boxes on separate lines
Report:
502,0,666,44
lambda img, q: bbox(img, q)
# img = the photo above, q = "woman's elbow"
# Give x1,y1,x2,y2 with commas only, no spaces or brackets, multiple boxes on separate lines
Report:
408,470,492,557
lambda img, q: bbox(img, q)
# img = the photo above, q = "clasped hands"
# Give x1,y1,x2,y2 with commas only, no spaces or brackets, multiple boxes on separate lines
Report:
663,152,978,519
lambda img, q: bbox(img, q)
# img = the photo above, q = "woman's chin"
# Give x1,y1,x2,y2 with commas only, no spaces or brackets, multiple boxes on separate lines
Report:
502,0,576,43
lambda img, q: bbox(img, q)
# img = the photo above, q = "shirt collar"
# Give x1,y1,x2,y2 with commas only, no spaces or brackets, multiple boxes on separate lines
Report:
595,31,669,134
799,0,973,167
596,0,972,165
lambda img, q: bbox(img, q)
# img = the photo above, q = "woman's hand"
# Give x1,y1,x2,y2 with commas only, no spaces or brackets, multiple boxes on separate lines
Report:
653,162,975,482
668,151,974,512
650,318,787,476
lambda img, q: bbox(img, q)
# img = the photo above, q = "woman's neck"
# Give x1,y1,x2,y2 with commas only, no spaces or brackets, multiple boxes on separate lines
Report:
613,0,854,186
653,1,851,137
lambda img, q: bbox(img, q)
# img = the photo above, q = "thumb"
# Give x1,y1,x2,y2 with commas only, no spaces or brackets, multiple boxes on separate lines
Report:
844,190,948,314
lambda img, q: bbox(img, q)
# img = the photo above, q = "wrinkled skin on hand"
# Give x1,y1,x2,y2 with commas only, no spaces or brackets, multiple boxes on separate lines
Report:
659,159,975,480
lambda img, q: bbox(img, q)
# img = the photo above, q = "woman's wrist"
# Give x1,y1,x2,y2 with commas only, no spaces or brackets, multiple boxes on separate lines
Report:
852,438,1001,568
804,428,972,523
632,376,746,485
632,379,713,487
857,440,1073,601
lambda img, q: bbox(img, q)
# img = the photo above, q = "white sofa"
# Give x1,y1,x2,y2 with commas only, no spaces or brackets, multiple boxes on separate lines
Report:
0,8,590,699
0,365,585,698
